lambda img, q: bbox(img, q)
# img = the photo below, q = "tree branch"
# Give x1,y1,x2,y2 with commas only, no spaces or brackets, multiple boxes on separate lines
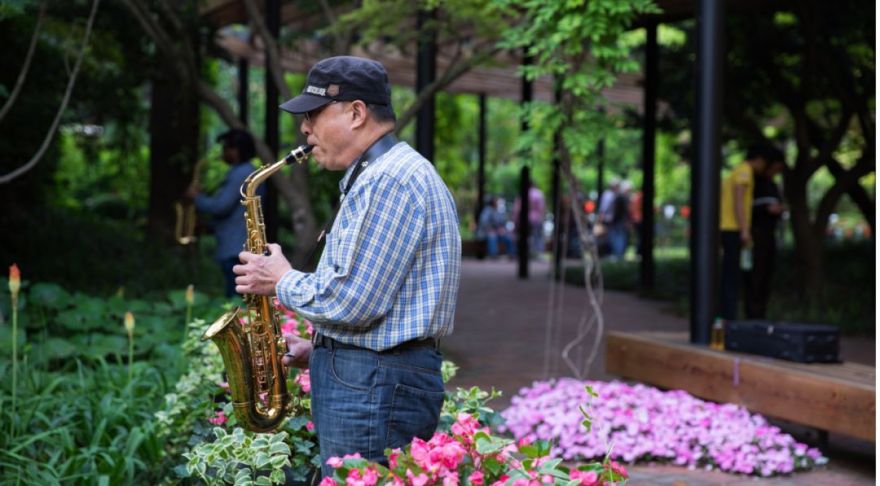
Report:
813,154,875,236
0,1,46,123
0,0,100,185
122,0,192,83
242,0,291,100
395,44,501,132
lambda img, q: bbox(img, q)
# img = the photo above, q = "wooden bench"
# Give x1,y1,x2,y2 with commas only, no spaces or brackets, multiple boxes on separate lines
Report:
605,331,875,442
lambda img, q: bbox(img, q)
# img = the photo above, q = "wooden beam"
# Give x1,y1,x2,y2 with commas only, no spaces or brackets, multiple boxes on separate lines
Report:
213,33,643,106
606,331,876,442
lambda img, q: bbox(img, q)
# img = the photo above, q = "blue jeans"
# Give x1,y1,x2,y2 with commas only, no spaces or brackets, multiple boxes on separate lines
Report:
608,224,629,259
486,233,515,257
309,342,445,478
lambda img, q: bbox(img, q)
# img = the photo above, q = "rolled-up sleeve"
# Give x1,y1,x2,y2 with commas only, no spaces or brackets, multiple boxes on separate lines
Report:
275,174,424,327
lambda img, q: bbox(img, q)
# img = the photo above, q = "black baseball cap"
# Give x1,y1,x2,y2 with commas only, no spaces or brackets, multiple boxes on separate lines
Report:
279,56,392,114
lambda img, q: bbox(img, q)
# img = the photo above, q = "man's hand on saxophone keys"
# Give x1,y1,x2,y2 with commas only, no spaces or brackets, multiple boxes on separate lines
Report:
233,243,293,296
281,334,312,369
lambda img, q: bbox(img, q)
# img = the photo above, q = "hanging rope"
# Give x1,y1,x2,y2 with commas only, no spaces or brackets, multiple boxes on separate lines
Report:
541,153,605,381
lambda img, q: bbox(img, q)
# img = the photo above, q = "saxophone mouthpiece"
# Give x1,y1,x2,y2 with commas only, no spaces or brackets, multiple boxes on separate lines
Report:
285,144,313,165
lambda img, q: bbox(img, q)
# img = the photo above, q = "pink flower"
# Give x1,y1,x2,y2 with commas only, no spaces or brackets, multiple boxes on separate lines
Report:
389,449,401,469
406,469,430,486
569,470,599,486
208,410,227,425
468,471,485,485
319,478,337,486
326,457,344,469
442,474,459,486
296,371,312,393
451,413,483,442
389,475,405,486
607,461,627,478
306,421,315,432
281,320,298,335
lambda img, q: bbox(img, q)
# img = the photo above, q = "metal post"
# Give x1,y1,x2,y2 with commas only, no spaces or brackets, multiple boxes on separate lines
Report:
518,166,531,278
518,51,534,279
552,82,563,279
691,0,724,344
416,9,436,162
263,0,280,241
597,106,606,199
640,22,658,290
474,93,487,233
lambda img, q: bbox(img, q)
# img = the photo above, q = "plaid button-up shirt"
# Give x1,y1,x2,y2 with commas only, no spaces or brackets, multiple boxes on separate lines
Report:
276,142,461,351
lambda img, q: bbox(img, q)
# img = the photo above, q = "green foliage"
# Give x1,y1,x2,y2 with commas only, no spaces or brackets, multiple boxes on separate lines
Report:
440,386,504,431
498,0,658,164
184,428,292,486
0,205,224,298
0,359,171,485
564,242,875,335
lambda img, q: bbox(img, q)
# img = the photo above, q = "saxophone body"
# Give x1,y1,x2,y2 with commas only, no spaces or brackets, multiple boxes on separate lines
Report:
202,144,312,433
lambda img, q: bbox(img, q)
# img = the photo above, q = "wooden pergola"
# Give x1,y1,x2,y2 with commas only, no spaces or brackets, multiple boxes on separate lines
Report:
197,0,775,344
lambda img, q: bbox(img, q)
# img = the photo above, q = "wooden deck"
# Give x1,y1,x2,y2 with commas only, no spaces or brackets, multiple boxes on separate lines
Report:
605,331,875,442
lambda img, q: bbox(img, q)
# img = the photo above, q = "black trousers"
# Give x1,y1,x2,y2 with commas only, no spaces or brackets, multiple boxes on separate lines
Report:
744,227,776,319
719,231,742,320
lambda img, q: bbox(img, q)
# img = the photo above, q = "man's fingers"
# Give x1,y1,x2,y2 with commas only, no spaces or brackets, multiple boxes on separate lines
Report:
238,251,256,263
268,243,282,255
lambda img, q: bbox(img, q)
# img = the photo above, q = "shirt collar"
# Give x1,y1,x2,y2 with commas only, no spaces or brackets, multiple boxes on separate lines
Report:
338,132,399,193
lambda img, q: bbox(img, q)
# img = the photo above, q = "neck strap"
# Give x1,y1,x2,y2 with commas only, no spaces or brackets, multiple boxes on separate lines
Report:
299,132,399,269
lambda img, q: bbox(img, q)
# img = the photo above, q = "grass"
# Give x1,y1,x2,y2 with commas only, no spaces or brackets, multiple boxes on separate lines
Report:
565,242,875,336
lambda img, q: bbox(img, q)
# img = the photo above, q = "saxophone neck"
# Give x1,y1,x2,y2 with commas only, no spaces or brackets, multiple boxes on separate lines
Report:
240,145,313,198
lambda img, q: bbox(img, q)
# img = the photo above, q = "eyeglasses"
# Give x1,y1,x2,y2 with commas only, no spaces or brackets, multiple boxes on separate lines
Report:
303,101,339,124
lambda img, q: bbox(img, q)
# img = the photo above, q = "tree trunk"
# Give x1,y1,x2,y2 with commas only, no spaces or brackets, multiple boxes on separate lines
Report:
784,167,824,293
147,73,199,243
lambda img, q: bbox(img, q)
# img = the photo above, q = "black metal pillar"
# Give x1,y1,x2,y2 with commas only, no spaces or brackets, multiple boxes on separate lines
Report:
415,9,436,162
596,106,606,198
518,165,531,278
238,57,249,125
552,82,563,279
640,22,658,290
690,0,724,344
474,93,487,232
518,52,533,279
263,0,280,241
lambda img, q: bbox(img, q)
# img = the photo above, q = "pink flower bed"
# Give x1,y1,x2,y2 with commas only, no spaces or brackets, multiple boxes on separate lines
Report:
499,379,827,477
320,413,628,486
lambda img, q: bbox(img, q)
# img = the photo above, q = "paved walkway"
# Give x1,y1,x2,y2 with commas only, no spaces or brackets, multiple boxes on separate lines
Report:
442,258,875,485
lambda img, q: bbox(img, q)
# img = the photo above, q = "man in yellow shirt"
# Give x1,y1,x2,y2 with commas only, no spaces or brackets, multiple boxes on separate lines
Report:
718,144,784,320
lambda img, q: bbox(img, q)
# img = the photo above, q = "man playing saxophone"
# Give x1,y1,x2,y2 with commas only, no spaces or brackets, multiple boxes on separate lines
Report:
232,56,462,478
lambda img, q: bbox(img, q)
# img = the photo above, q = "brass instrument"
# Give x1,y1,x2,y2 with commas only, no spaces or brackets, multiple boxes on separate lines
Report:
202,144,313,432
175,158,208,245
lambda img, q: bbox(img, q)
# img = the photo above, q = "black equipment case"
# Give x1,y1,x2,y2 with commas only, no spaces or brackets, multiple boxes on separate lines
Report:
724,320,840,363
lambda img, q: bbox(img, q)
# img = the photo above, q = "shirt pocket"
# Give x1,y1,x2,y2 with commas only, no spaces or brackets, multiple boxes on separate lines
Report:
326,221,356,274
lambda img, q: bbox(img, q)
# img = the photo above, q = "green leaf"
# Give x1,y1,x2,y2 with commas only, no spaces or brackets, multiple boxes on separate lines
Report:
255,452,271,469
29,283,71,309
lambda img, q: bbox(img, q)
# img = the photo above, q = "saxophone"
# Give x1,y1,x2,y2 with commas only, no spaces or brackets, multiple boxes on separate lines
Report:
202,144,313,433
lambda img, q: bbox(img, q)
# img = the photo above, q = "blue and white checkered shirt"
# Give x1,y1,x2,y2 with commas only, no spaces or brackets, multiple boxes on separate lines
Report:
276,142,461,351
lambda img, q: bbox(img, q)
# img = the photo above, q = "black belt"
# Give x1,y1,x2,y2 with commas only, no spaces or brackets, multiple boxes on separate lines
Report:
312,333,439,352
